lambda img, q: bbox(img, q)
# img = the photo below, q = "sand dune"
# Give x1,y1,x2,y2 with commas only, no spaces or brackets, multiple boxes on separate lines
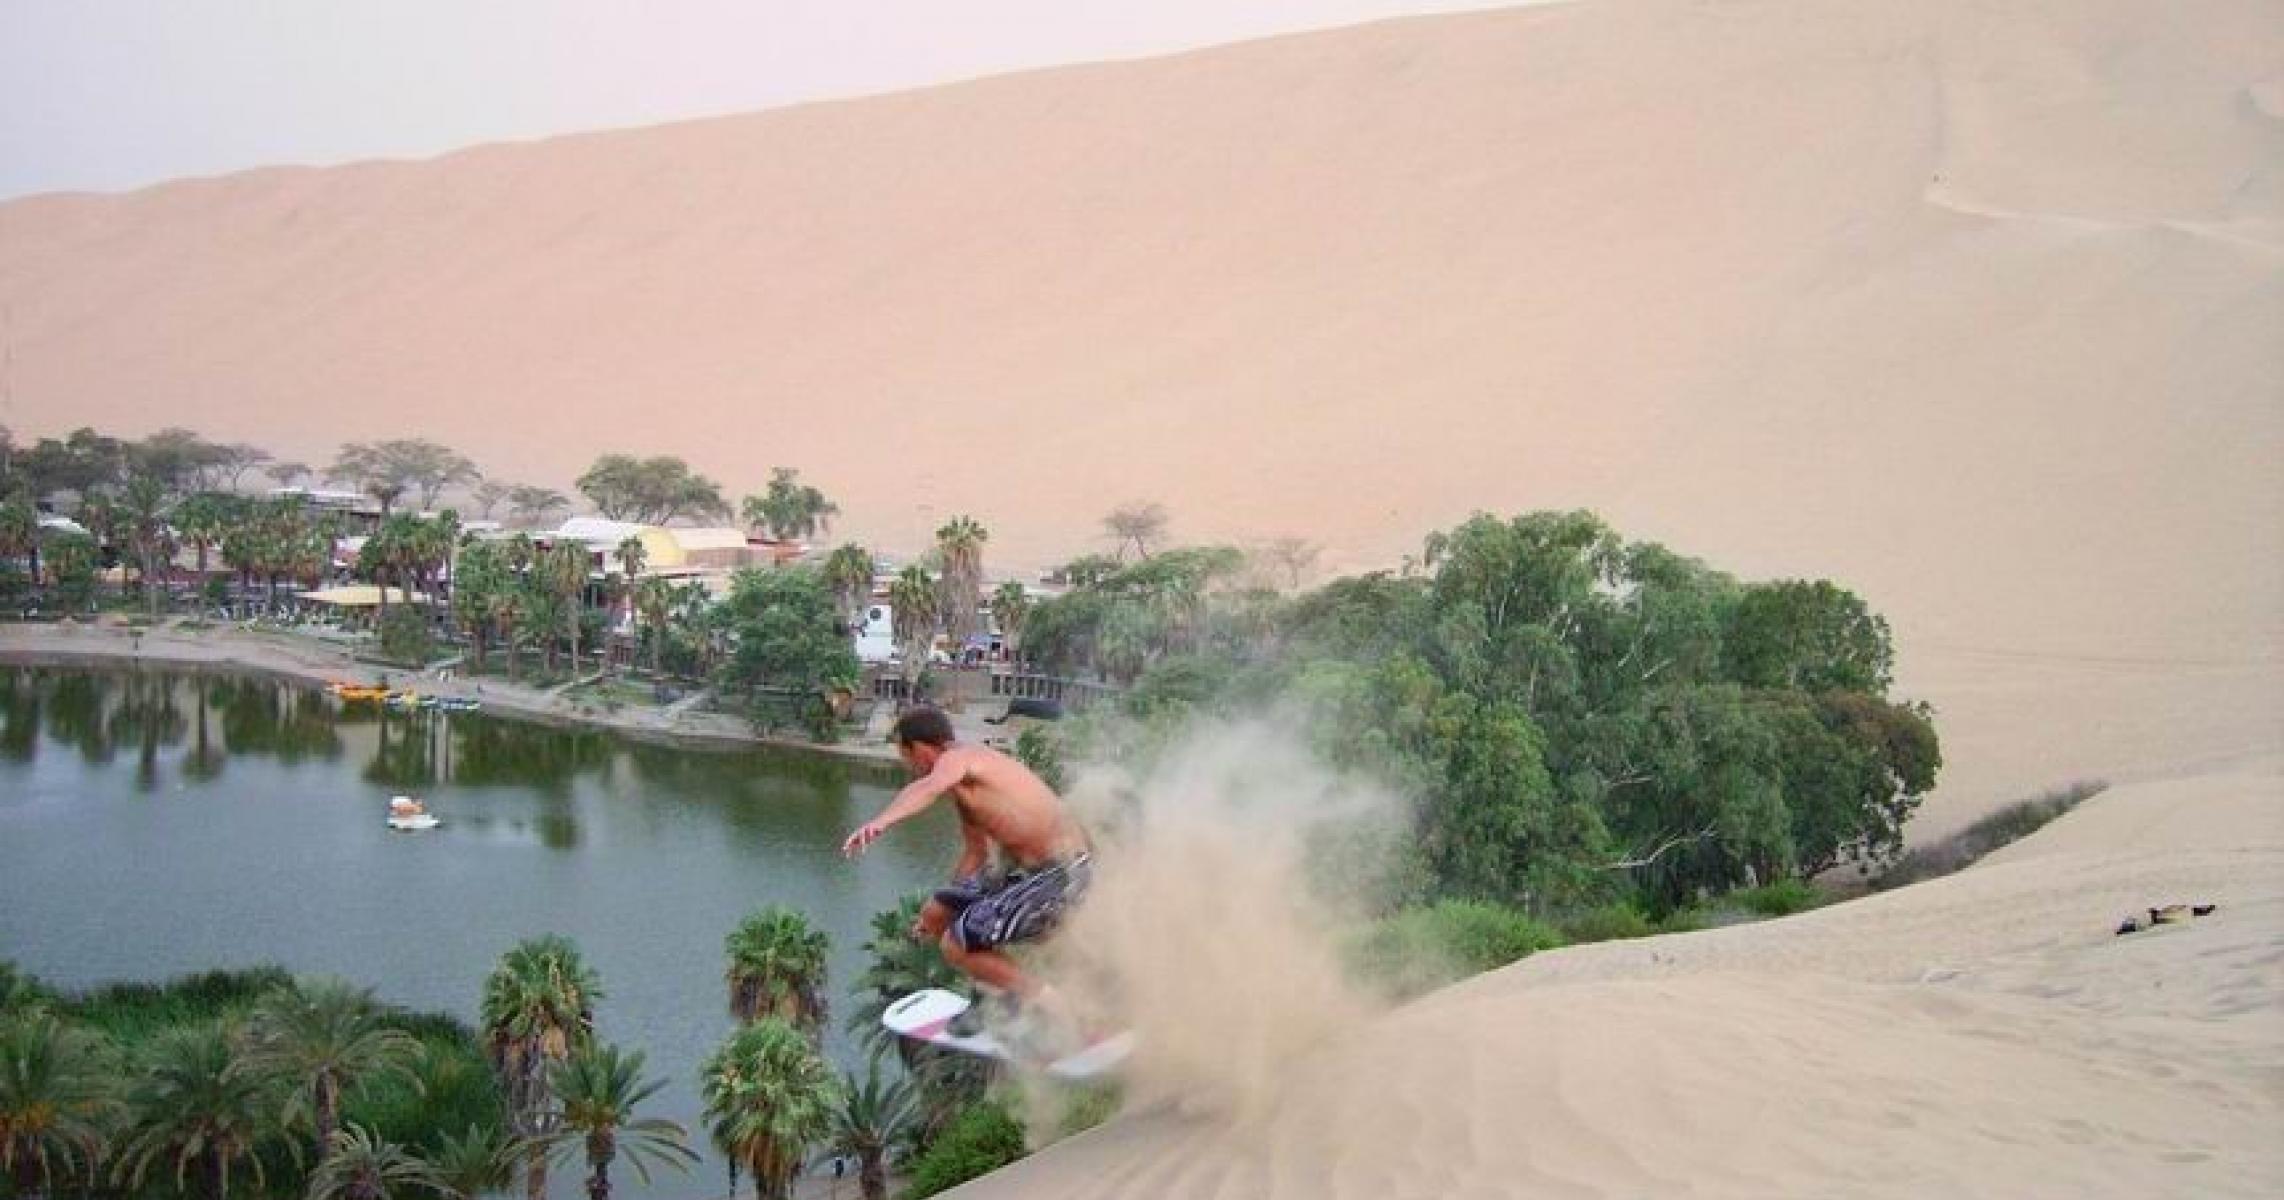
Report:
2,2,2278,814
978,765,2284,1198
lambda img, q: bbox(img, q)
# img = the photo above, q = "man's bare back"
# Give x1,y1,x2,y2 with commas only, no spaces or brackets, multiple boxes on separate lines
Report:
842,706,1091,1007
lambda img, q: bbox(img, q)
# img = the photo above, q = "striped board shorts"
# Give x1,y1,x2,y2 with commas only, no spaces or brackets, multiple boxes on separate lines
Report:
935,854,1093,953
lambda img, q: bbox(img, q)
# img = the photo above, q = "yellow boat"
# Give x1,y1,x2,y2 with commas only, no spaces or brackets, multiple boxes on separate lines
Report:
329,684,391,702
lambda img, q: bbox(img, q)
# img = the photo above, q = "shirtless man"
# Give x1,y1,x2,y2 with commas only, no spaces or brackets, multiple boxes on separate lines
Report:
841,706,1091,1018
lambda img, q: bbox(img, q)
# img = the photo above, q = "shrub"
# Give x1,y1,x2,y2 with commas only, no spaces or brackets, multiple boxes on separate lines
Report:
904,1099,1027,1198
1557,903,1659,944
1729,878,1824,917
1872,781,2106,891
377,605,437,666
1351,900,1566,1000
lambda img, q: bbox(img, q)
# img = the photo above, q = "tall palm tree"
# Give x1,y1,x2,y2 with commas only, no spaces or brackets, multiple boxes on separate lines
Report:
933,516,989,649
740,468,839,544
724,907,829,1035
819,544,875,632
305,1124,448,1200
480,936,602,1200
519,1044,696,1200
633,577,675,679
888,567,939,699
111,1022,285,1200
243,978,424,1161
542,543,592,679
0,1012,120,1200
118,473,175,618
427,1123,513,1200
0,500,36,602
614,535,646,582
828,1062,920,1200
701,1020,838,1200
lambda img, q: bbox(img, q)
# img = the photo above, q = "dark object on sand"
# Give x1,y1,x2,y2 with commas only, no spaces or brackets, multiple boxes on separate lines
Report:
987,697,1065,724
2114,902,2218,935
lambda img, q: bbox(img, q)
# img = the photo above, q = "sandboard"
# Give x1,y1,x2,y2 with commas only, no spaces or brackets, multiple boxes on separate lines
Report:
883,988,1136,1080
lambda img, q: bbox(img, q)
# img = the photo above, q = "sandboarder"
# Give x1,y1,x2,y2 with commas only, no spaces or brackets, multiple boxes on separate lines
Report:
842,705,1092,1039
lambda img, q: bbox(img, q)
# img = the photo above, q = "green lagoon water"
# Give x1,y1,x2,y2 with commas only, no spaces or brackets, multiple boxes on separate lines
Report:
0,664,950,1195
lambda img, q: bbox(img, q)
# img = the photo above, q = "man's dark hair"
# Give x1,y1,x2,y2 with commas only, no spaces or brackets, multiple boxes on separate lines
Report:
893,706,955,749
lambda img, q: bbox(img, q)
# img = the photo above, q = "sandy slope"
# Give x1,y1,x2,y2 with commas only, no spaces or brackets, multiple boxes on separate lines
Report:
1,0,2277,823
973,765,2284,1198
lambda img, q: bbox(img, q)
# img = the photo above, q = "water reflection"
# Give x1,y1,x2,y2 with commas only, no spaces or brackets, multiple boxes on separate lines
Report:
0,665,905,857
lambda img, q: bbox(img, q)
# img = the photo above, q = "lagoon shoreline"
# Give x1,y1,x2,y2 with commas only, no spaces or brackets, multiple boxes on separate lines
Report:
0,618,910,778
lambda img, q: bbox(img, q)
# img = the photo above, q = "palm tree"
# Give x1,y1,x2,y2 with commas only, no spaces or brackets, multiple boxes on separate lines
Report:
701,1020,838,1200
243,978,424,1161
740,468,839,544
118,473,175,617
819,544,874,632
519,1044,696,1200
0,1012,120,1200
111,1022,285,1200
480,935,602,1200
0,499,36,601
305,1124,448,1200
614,535,646,582
724,907,829,1035
171,493,236,578
633,577,675,679
888,567,939,700
828,1063,920,1200
990,581,1031,659
541,543,592,679
933,516,989,650
427,1123,513,1200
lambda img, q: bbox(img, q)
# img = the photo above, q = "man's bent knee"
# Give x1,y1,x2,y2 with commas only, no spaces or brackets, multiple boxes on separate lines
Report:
916,898,953,939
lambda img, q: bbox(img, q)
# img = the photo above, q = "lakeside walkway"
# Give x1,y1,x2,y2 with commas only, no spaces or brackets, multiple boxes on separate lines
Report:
0,617,999,769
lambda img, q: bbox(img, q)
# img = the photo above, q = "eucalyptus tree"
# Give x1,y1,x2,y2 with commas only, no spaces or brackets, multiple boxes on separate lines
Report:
480,936,601,1200
701,1019,838,1200
214,444,273,492
724,907,829,1035
0,1011,120,1200
266,461,312,489
519,1044,696,1200
304,1125,448,1200
243,977,424,1161
740,468,839,543
111,1022,287,1200
933,516,988,650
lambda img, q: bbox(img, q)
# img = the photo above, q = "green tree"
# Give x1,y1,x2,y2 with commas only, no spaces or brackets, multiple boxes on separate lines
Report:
541,542,593,678
828,1063,920,1200
471,480,512,522
480,936,602,1200
701,1020,837,1200
426,1123,514,1200
1101,502,1168,561
632,576,676,678
0,1011,120,1200
266,461,312,489
243,977,424,1162
506,486,569,529
991,581,1031,657
519,1044,696,1200
576,455,727,525
710,568,859,737
725,908,829,1034
304,1124,449,1200
889,566,939,696
111,1022,286,1200
819,544,875,632
740,468,839,543
1724,579,1896,695
933,516,989,650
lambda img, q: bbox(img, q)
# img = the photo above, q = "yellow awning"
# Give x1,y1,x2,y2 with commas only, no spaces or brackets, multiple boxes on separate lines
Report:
300,585,428,607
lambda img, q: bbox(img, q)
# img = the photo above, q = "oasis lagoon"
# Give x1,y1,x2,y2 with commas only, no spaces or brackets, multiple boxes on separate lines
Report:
0,664,955,1197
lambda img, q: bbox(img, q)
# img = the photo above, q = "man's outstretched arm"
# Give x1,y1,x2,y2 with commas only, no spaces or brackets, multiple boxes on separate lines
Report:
842,751,968,857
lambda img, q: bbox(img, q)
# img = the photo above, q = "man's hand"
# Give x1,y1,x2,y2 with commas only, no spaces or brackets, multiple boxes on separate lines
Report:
841,819,890,858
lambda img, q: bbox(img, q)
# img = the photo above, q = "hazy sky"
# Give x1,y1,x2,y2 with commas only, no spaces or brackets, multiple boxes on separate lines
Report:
0,0,1522,200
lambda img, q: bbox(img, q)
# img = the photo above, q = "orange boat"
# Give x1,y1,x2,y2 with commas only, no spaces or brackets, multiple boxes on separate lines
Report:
329,683,391,703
